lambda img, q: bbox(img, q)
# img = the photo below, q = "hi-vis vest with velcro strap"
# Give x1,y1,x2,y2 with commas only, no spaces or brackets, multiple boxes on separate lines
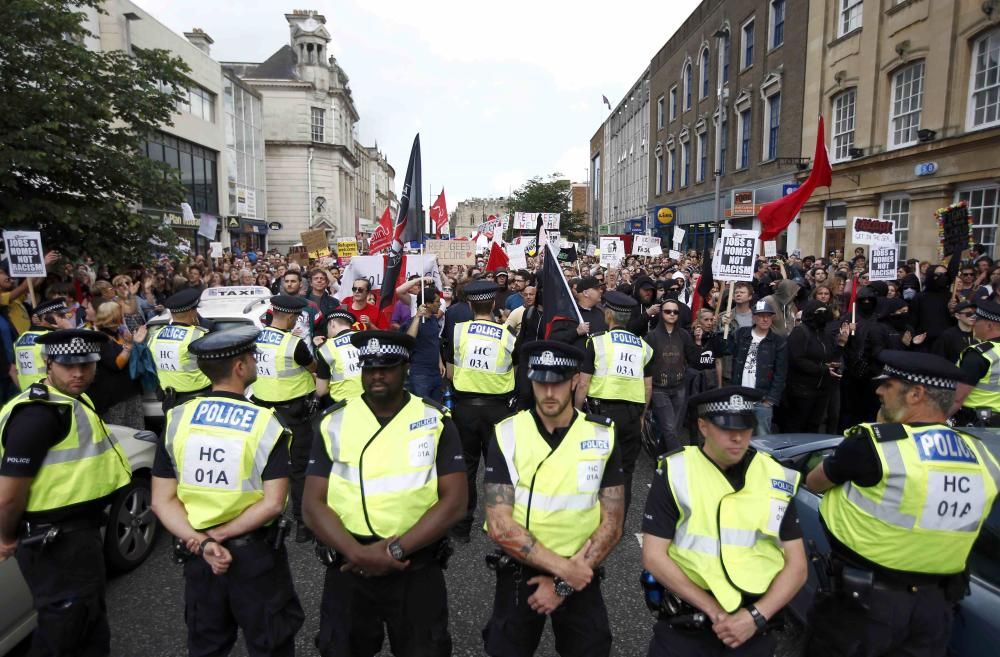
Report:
959,340,1000,411
0,385,131,513
319,394,446,538
147,323,210,393
452,320,516,395
13,329,48,390
822,422,1000,574
587,329,654,404
253,326,315,402
164,396,287,530
318,332,362,401
494,411,614,557
665,446,799,612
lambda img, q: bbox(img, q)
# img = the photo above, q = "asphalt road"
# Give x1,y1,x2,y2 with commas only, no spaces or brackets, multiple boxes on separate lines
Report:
102,452,801,656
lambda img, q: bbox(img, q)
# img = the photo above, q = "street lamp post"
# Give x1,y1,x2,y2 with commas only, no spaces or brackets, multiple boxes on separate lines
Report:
712,27,729,241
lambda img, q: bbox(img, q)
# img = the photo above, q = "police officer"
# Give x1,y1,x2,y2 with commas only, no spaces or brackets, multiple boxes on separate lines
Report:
803,350,1000,657
482,340,625,657
0,329,132,656
315,309,362,405
151,326,304,657
952,298,1000,426
576,290,653,516
303,330,467,657
445,279,518,542
640,386,806,657
147,288,211,412
254,294,317,543
12,297,76,390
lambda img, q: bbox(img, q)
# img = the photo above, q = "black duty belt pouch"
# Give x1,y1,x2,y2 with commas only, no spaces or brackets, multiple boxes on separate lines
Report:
840,565,874,611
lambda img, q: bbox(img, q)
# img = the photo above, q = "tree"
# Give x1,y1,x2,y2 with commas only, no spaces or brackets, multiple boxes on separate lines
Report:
0,0,192,269
506,174,589,243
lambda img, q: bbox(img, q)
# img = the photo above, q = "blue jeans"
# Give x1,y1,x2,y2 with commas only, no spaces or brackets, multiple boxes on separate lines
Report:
753,403,774,435
408,369,444,402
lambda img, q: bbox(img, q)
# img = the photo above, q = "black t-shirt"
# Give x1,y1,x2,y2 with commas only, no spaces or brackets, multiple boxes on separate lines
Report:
690,331,726,371
306,394,465,477
483,409,625,487
641,448,802,541
151,391,291,480
958,340,996,389
580,331,656,380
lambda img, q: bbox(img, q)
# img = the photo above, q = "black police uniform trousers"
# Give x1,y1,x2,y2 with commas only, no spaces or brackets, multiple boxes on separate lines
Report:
483,566,612,657
647,621,775,657
316,562,452,657
15,528,110,657
183,539,304,657
451,395,511,536
253,394,315,522
589,399,643,516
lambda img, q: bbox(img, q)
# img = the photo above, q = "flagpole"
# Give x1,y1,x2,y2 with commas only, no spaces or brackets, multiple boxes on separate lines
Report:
723,281,735,339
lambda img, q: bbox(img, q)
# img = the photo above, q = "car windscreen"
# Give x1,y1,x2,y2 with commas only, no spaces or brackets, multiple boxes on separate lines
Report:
209,319,255,332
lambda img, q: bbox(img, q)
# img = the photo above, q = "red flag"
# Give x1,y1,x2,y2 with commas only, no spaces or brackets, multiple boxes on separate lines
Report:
368,207,393,254
430,189,448,238
758,116,832,242
485,241,509,271
847,274,859,314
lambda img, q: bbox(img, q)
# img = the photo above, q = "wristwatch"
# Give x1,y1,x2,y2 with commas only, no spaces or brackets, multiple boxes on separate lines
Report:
387,539,406,562
747,605,768,632
552,577,575,598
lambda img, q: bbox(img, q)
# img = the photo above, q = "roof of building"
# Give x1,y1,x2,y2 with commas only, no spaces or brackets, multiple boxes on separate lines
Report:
249,44,298,80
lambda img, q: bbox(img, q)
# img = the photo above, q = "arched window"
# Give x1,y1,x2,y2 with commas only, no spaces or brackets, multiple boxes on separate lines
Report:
683,61,693,110
968,28,1000,130
700,47,711,99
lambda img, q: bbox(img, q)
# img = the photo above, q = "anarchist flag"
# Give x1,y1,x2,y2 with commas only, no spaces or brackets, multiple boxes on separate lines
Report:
541,242,583,338
379,134,423,310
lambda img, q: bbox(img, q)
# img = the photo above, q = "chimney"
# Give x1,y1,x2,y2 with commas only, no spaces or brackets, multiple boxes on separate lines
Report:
184,28,213,55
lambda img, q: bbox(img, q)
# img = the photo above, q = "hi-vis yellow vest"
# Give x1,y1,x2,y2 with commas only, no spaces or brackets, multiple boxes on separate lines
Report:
494,411,614,557
319,394,446,538
318,332,362,401
13,329,48,390
822,422,1000,574
0,386,131,512
665,447,799,612
451,320,516,395
147,323,210,393
164,396,288,530
587,329,653,404
253,327,315,402
960,340,1000,410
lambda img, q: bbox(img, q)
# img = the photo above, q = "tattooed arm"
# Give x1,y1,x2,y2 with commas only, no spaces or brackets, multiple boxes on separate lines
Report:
583,485,624,568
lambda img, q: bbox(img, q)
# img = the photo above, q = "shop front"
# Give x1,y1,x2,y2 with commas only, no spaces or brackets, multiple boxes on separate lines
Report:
226,217,269,254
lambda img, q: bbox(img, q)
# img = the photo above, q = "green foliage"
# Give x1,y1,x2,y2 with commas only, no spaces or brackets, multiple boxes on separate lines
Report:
0,0,191,269
506,173,588,242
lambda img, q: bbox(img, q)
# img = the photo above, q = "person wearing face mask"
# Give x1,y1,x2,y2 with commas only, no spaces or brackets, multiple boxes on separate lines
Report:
878,296,922,351
783,302,848,434
839,287,890,431
909,265,957,352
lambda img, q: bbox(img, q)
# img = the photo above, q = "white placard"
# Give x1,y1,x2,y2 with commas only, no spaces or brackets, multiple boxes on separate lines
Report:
715,229,759,281
632,235,660,257
2,230,46,278
869,244,899,281
586,244,596,256
668,249,683,260
513,212,560,230
507,243,527,269
599,237,624,267
337,254,442,301
852,216,896,245
763,240,777,257
672,226,686,245
649,242,663,256
210,242,223,258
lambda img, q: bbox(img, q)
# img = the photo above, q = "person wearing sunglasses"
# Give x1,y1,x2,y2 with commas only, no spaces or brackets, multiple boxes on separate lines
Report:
931,301,978,364
343,278,386,330
645,298,701,452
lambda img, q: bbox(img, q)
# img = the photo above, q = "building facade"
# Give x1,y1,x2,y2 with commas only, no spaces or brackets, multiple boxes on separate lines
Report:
221,66,269,251
352,143,395,240
797,0,1000,262
451,197,510,238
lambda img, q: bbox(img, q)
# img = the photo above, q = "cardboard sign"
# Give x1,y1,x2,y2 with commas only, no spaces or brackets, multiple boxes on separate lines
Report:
507,243,527,269
731,191,755,217
715,229,759,281
763,241,777,257
301,228,330,258
632,235,660,257
426,239,475,265
599,237,624,266
2,231,46,278
851,217,895,245
937,203,972,257
869,244,899,281
668,249,683,260
513,212,560,230
672,226,686,245
209,242,223,258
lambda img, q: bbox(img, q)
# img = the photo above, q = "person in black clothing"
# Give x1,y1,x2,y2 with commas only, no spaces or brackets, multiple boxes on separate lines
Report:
839,287,890,431
689,307,725,393
645,299,700,452
661,278,693,330
306,268,341,318
548,276,608,351
932,301,977,363
878,297,922,351
627,276,660,337
909,264,957,351
514,286,545,410
783,302,848,433
441,279,474,358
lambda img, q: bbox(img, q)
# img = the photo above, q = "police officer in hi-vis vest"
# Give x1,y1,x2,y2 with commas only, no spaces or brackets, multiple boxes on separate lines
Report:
803,350,1000,657
576,290,653,516
640,385,807,656
253,294,317,543
482,340,625,657
152,326,304,657
315,309,362,405
304,330,466,657
0,329,132,656
13,297,76,390
445,279,517,542
952,298,1000,427
147,288,211,412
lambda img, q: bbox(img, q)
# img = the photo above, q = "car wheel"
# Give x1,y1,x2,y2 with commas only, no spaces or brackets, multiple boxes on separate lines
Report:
104,474,159,573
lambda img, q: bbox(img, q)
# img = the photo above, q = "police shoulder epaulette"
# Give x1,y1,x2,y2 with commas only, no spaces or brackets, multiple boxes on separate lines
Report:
421,397,449,415
868,422,908,443
319,398,349,418
660,445,685,459
585,412,613,427
974,341,997,354
590,330,608,338
28,383,49,400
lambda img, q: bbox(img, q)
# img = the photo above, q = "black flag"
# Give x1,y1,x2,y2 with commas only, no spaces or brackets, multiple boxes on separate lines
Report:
541,242,583,338
692,240,714,313
557,245,578,263
379,135,423,310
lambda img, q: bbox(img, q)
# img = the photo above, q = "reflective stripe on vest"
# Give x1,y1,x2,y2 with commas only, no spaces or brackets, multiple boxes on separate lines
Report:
0,387,131,512
253,327,315,401
962,341,1000,408
163,396,287,530
318,333,362,400
321,395,444,538
495,411,613,557
14,329,48,389
588,330,653,404
821,423,1000,574
451,320,516,395
666,447,798,612
148,323,210,393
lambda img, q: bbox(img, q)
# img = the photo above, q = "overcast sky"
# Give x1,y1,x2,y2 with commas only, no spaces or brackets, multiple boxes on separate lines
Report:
139,0,699,212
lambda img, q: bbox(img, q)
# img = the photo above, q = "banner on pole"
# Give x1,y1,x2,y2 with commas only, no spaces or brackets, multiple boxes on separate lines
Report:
513,212,560,230
2,230,46,278
869,244,899,281
851,217,895,245
715,229,759,281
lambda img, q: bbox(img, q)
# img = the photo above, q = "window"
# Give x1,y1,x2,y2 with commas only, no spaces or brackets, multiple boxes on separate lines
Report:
832,89,856,162
742,18,755,69
881,196,910,261
969,29,1000,129
669,86,678,121
175,84,216,123
769,0,785,49
681,141,690,187
657,95,665,129
696,132,708,182
889,61,924,149
722,32,731,84
737,108,752,169
667,148,676,192
700,47,710,99
311,107,326,143
839,0,863,37
656,152,664,195
684,63,693,110
718,115,728,176
958,185,1000,254
764,92,781,160
145,131,218,214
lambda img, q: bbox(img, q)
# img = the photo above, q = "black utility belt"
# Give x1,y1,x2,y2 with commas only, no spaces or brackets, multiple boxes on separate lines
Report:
452,394,511,407
316,536,453,572
484,549,605,580
173,519,290,564
18,517,102,547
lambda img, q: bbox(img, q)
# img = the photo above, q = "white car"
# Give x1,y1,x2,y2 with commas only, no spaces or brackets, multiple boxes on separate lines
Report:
0,427,159,656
